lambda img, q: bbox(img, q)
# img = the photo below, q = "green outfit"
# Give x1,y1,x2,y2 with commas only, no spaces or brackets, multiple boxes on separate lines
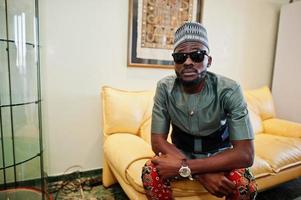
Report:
151,72,254,158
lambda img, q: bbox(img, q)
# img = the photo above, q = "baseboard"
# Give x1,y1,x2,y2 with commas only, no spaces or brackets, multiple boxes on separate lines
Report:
47,168,102,183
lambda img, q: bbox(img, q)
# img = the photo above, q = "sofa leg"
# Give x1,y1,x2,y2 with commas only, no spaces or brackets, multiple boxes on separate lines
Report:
102,159,118,187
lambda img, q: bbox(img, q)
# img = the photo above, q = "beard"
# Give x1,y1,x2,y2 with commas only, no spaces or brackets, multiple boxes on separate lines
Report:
176,70,207,87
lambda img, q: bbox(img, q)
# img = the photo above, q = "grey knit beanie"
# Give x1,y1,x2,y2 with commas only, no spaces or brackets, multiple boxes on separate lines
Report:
174,21,209,51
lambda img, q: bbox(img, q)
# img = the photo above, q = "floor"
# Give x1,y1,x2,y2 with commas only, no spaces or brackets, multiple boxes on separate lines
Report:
49,174,301,200
256,178,301,200
48,175,129,200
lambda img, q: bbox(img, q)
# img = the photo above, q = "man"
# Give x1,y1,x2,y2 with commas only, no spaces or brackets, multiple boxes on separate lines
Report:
141,22,257,200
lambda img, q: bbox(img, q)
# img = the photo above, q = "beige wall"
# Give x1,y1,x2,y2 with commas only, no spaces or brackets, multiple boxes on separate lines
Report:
203,0,280,89
272,1,301,123
40,0,283,176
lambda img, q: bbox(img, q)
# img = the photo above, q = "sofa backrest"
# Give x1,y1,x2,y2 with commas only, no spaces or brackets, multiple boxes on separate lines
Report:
102,86,154,137
101,86,275,140
244,86,276,120
244,86,276,134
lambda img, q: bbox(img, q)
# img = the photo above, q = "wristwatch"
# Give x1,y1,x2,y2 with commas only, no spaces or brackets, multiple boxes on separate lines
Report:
178,159,193,180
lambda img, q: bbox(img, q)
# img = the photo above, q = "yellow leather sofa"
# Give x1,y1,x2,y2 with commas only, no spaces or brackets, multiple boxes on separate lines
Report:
101,86,301,200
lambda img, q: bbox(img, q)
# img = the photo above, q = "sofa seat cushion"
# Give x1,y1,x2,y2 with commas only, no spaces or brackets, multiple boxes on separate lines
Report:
250,156,273,178
254,134,301,172
126,156,272,196
104,134,155,184
171,180,211,197
171,156,274,196
126,158,208,196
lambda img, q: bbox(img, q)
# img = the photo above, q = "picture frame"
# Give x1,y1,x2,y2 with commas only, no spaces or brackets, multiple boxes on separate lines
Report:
127,0,204,69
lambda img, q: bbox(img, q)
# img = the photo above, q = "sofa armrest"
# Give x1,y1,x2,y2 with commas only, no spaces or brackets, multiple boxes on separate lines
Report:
103,133,155,184
263,118,301,138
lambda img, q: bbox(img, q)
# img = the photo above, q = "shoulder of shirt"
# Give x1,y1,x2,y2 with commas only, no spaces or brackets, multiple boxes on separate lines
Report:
207,71,241,94
157,75,177,91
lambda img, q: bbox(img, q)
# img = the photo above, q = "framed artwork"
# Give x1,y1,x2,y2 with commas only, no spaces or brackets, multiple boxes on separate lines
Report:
127,0,204,69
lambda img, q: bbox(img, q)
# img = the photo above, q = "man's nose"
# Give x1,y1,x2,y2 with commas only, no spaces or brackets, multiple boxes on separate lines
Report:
183,56,194,67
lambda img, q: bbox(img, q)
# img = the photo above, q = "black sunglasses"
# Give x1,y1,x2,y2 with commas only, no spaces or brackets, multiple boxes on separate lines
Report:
172,49,208,64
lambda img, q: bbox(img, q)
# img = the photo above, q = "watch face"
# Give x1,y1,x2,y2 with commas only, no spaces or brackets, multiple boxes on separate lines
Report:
179,166,191,178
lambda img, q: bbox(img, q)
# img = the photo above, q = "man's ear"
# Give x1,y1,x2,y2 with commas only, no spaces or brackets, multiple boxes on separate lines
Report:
207,56,212,68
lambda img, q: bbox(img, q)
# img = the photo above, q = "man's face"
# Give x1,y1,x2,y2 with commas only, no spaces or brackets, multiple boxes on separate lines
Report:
173,41,211,86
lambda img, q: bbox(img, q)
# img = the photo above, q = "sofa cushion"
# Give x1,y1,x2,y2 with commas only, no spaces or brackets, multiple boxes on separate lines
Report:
139,118,152,144
104,133,155,183
244,87,276,121
248,108,264,134
250,156,273,178
126,159,149,193
126,156,273,196
138,118,173,144
263,118,301,138
254,134,301,172
126,158,208,196
102,86,154,135
170,180,214,197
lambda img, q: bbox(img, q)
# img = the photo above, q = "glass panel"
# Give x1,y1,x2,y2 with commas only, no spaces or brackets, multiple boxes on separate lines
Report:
9,42,38,104
0,42,9,105
13,103,39,164
0,104,39,184
0,136,3,185
0,169,3,186
0,107,15,184
1,107,14,168
5,166,15,183
5,167,15,183
16,156,41,183
6,0,36,44
0,43,37,105
0,0,5,39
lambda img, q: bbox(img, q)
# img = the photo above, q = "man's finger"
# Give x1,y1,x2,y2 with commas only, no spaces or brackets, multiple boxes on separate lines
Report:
222,176,236,191
213,185,229,197
219,180,236,195
151,157,159,165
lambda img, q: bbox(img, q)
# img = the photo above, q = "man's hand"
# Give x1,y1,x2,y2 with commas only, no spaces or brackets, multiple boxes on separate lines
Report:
196,172,236,198
151,154,182,179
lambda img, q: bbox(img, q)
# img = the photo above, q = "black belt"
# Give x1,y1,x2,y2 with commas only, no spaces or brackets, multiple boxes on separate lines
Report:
171,123,231,154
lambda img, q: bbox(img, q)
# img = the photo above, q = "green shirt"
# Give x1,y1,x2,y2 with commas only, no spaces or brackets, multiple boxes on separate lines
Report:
151,72,254,149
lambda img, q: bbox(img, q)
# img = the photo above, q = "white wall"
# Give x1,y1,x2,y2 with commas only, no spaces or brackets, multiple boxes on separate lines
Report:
39,0,282,176
272,1,301,123
204,0,281,89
